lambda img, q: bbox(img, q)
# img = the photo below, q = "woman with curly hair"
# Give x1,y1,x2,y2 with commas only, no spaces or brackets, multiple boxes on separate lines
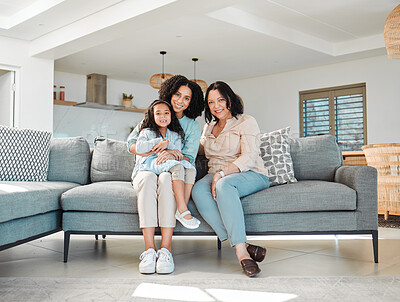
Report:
127,75,204,274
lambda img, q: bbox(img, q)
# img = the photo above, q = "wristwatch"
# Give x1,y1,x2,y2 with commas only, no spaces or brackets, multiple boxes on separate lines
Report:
216,169,225,177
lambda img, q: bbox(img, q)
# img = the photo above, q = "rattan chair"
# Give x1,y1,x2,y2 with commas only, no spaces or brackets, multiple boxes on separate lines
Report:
362,143,400,220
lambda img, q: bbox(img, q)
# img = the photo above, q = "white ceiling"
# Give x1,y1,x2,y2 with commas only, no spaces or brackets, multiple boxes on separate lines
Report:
0,0,398,84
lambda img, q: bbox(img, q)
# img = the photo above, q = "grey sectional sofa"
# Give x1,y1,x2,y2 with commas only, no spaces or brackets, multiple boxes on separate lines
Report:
60,134,378,263
0,134,378,264
0,137,91,251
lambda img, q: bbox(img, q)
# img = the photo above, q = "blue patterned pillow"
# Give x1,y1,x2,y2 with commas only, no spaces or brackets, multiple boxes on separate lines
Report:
260,127,297,186
0,126,52,181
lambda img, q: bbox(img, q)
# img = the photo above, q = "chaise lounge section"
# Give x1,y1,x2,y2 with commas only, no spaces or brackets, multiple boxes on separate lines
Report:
0,136,91,251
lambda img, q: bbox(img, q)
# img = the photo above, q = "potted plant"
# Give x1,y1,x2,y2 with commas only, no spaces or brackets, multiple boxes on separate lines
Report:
122,93,134,107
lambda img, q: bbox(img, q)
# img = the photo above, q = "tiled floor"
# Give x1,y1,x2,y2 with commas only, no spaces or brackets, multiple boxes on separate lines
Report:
1,228,400,279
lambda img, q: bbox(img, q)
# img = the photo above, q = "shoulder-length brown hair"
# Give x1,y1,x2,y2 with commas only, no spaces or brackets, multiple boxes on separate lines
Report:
204,81,243,123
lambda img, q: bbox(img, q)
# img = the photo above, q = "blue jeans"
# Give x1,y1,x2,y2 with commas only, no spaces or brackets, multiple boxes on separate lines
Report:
192,171,270,246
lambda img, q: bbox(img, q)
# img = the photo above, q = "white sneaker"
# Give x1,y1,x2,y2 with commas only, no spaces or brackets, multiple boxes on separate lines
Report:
175,210,200,229
139,248,157,274
156,248,174,274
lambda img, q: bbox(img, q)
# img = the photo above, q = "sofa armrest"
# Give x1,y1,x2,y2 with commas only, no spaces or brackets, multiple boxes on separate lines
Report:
334,165,378,230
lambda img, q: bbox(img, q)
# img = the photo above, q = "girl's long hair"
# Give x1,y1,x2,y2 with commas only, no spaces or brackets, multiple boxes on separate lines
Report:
140,100,185,142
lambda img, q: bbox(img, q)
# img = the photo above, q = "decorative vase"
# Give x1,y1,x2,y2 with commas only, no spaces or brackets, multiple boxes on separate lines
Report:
122,98,132,107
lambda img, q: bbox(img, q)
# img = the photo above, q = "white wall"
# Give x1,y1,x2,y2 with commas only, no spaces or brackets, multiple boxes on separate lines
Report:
230,55,400,144
0,71,13,126
53,71,158,145
0,36,54,131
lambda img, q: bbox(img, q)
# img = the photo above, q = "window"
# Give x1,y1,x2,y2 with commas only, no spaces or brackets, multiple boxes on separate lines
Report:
299,83,367,151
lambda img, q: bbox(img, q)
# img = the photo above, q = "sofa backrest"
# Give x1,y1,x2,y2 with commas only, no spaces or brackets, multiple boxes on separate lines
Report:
90,137,135,182
47,137,91,185
195,134,343,183
81,135,342,184
289,135,343,181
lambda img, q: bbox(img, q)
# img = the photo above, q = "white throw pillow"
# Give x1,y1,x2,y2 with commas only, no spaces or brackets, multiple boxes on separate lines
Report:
260,126,297,186
0,126,52,181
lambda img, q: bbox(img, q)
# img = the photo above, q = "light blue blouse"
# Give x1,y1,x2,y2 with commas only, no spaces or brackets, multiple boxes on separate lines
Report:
135,128,195,176
127,115,201,164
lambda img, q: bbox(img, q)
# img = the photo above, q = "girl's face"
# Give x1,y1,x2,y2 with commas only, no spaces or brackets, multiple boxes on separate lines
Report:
170,85,192,118
207,89,232,121
153,103,171,128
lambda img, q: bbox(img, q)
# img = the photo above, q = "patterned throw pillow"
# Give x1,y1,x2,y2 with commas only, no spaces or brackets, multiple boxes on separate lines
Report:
0,126,52,181
260,127,297,186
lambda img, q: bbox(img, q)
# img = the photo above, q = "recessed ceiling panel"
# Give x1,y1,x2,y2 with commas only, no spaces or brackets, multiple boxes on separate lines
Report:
0,0,122,40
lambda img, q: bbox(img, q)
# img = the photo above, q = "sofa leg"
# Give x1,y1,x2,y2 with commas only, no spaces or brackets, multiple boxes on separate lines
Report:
372,230,378,263
95,234,98,240
102,234,106,239
64,232,71,263
217,238,221,250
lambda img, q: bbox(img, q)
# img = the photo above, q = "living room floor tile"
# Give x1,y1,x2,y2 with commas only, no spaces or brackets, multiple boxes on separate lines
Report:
249,235,343,253
313,237,400,264
259,253,377,277
1,228,400,279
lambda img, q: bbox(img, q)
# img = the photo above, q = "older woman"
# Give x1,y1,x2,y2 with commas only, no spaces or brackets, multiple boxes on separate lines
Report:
191,81,270,277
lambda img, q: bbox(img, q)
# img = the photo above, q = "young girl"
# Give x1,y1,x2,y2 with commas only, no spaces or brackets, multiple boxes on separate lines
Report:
135,100,200,229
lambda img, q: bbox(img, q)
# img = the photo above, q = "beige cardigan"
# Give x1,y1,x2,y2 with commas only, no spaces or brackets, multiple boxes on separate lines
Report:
200,114,267,176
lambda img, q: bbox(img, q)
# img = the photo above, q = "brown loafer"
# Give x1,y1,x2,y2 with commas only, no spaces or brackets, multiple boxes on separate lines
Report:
240,259,261,277
247,244,266,262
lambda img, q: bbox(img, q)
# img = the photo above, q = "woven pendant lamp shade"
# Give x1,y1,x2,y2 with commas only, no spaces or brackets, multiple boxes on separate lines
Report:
190,58,207,93
150,51,173,89
149,73,173,89
384,4,400,59
192,79,208,93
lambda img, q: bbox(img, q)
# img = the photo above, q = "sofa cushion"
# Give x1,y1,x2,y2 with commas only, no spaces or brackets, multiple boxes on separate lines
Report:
260,127,297,186
63,210,215,234
289,135,343,181
240,180,356,215
91,137,136,182
61,181,137,214
244,211,357,233
0,181,80,223
0,126,52,182
47,137,91,185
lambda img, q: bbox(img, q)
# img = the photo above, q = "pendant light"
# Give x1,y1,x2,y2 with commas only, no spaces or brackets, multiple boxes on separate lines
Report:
190,58,207,93
384,4,400,59
149,51,173,89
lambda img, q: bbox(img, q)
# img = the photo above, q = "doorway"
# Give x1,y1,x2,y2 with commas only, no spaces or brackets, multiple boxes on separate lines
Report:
0,69,16,127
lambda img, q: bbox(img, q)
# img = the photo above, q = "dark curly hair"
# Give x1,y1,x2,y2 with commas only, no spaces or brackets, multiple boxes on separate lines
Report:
158,75,204,119
140,100,184,142
204,81,244,123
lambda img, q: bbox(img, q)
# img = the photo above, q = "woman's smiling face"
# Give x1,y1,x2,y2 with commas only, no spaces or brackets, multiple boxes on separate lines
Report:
170,85,192,118
207,89,232,121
